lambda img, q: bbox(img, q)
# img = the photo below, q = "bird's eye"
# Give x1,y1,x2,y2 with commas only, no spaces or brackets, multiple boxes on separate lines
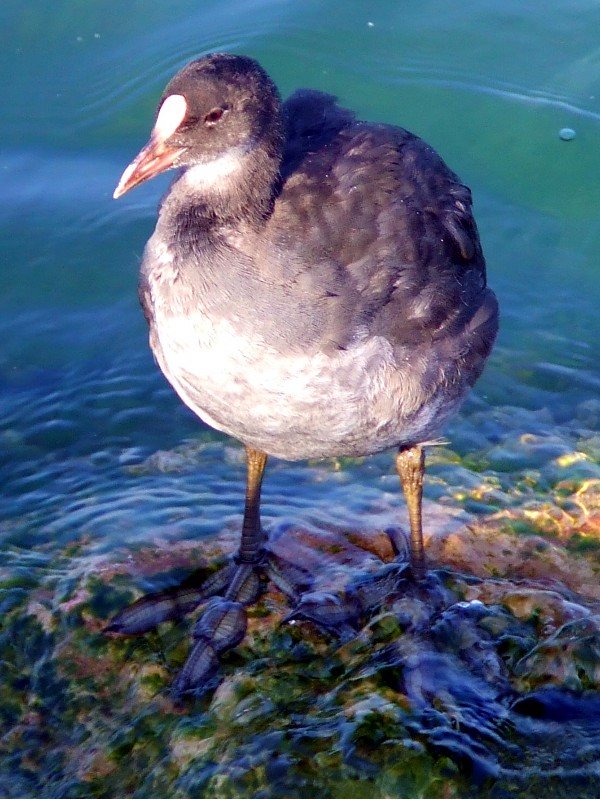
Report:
204,107,227,126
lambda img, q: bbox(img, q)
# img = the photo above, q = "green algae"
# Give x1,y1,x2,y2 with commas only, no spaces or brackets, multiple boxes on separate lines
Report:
0,521,598,797
2,438,600,797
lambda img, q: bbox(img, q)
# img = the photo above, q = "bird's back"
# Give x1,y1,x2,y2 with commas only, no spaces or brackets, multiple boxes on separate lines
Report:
251,89,493,357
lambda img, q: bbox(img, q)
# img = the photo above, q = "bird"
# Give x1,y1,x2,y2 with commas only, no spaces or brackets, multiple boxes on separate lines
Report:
109,52,498,695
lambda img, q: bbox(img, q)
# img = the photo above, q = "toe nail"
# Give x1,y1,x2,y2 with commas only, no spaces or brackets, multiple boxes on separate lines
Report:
103,621,123,634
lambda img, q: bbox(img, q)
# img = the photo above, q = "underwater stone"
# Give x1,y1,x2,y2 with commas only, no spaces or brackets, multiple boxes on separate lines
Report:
559,127,576,141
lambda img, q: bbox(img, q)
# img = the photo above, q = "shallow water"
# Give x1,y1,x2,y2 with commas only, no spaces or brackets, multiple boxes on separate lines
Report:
1,0,600,796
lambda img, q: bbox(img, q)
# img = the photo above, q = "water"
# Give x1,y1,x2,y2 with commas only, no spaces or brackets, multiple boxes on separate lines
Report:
1,0,600,796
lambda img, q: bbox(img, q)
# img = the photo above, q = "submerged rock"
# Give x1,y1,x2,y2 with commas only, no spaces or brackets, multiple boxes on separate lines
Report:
2,468,600,797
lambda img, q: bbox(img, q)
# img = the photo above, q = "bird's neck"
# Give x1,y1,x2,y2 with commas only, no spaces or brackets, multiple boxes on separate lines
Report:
159,137,283,238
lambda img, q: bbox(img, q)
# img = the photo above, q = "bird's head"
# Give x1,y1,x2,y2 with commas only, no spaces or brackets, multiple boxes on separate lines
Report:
114,53,282,199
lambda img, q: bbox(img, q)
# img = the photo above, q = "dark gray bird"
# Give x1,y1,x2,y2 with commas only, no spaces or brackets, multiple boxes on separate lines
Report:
109,53,498,694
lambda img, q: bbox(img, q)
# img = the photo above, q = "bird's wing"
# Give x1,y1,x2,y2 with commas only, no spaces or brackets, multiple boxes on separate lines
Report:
259,91,490,353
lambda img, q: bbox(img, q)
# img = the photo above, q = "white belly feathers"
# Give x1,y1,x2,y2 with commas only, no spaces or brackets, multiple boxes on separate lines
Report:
144,240,449,460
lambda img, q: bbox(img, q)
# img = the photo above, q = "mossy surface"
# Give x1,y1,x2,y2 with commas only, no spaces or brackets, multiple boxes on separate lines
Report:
2,472,600,798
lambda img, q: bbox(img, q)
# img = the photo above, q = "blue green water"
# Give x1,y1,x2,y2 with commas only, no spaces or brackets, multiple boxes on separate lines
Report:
1,0,600,795
2,0,599,544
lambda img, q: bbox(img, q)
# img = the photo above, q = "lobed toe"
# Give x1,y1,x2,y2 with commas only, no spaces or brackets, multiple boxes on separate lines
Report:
193,597,248,654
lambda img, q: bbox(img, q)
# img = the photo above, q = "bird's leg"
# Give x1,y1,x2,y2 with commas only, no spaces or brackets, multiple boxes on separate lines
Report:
236,446,268,565
171,446,268,695
287,447,428,638
395,444,426,580
284,446,428,636
221,445,268,605
105,447,270,694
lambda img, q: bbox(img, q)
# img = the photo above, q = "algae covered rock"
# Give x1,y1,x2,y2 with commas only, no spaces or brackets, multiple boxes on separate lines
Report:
2,473,600,798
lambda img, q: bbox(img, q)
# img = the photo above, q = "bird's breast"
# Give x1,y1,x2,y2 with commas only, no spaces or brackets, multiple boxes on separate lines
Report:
141,240,463,460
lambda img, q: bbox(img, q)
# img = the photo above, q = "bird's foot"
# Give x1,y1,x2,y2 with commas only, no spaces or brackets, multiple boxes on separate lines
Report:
174,553,322,695
384,524,429,583
175,559,275,695
284,564,452,648
104,526,435,697
103,560,241,635
282,526,443,642
104,557,263,689
284,562,410,641
105,557,273,697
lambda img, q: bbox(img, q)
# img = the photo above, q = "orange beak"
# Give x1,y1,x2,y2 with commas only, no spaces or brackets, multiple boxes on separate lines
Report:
113,135,186,199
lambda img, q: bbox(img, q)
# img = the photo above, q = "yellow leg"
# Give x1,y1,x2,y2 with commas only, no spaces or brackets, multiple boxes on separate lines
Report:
395,444,426,579
237,446,268,563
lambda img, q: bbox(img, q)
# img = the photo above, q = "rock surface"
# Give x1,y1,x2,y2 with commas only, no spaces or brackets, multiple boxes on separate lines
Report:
2,470,600,798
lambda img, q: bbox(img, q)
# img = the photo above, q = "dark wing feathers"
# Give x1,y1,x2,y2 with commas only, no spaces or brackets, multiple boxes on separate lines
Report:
281,89,355,178
269,93,489,351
